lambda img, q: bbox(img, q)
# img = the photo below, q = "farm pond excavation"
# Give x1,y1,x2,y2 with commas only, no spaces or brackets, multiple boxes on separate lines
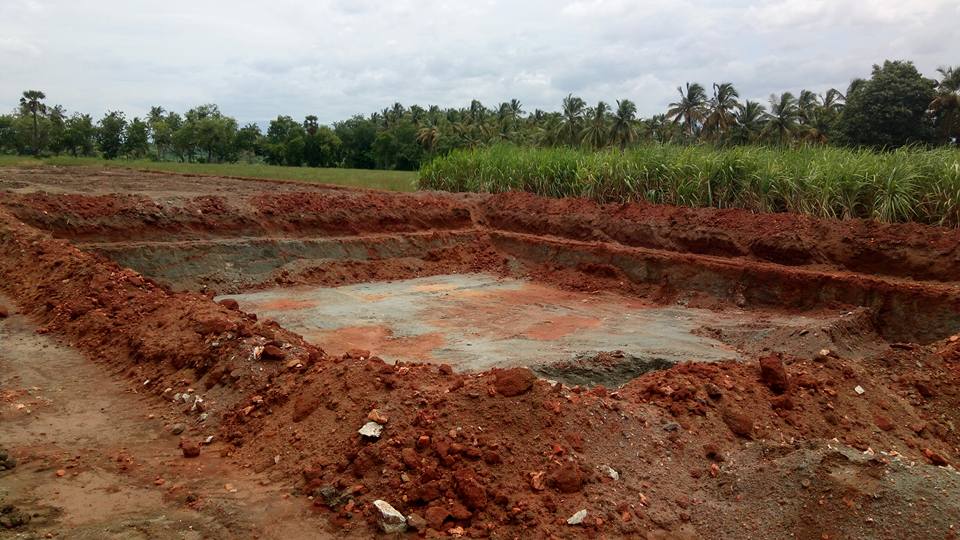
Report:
1,166,960,539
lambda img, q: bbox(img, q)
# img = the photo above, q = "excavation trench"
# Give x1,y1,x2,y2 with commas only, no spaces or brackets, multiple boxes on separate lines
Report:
73,227,945,387
9,184,958,386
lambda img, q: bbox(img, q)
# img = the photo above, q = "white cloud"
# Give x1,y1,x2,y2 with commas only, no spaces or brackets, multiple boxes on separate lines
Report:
0,0,956,124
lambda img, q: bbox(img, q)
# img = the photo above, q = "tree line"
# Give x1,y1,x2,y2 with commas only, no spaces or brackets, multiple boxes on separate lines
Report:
2,60,957,171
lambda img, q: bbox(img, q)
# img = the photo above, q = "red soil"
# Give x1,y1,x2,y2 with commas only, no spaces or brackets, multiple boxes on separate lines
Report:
2,167,960,538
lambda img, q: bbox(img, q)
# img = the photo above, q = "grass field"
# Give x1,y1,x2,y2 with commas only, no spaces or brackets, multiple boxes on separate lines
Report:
0,155,419,192
419,144,960,226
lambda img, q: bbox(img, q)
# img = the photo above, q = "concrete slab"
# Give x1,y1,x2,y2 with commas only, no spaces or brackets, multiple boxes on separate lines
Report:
220,274,817,379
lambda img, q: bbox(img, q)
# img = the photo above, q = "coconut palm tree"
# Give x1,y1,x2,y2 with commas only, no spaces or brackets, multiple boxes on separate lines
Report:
763,92,802,144
703,82,740,141
930,66,960,145
797,90,820,124
822,89,845,114
733,100,767,143
19,90,47,155
609,99,638,151
560,94,586,146
581,101,610,149
666,82,708,139
416,123,440,153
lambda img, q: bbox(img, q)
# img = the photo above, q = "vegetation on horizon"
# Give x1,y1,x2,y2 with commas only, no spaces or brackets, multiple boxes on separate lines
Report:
419,144,960,226
1,60,957,173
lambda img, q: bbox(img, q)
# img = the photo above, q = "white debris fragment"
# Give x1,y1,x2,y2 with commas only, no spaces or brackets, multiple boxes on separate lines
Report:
599,465,620,481
567,509,588,525
854,385,866,395
373,500,407,533
359,421,384,438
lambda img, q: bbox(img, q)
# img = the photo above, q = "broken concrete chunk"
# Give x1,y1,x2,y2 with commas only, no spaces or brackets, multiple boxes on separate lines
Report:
854,385,866,395
373,500,407,533
567,509,587,525
359,421,384,439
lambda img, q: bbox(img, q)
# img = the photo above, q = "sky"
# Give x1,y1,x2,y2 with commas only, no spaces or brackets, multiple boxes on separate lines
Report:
1,0,958,126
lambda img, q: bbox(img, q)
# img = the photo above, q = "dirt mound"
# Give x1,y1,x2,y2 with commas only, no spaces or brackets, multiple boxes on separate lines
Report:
479,191,960,283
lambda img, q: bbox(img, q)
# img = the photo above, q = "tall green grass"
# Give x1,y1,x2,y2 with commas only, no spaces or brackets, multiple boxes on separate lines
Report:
419,145,960,226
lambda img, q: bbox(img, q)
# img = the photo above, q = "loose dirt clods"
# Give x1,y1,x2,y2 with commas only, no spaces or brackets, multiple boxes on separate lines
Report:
2,166,960,538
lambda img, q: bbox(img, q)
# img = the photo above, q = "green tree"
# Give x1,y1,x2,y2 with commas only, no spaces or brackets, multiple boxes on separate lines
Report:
560,94,586,146
609,99,638,151
666,82,708,139
703,82,740,141
334,116,377,168
763,92,801,144
97,111,127,159
836,60,936,148
63,113,96,156
929,65,960,145
19,90,47,155
581,101,610,149
124,117,150,158
731,100,767,144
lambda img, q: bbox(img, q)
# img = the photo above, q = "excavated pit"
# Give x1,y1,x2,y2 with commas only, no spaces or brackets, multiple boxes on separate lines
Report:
5,168,960,538
3,175,958,387
43,210,950,387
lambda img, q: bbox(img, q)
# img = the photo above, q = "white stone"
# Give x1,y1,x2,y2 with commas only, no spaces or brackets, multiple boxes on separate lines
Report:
599,465,620,481
854,385,866,395
373,500,407,533
359,421,384,438
567,509,587,525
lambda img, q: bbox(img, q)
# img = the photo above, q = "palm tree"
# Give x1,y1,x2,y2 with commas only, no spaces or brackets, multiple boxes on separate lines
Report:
666,82,708,139
560,94,586,146
733,101,766,143
509,99,524,119
610,99,638,151
19,90,47,155
703,82,740,141
416,123,440,153
930,66,960,145
797,90,821,124
763,92,802,144
822,89,845,114
581,101,610,149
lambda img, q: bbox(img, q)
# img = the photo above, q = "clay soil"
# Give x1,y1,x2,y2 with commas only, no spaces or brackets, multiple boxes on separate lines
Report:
2,165,960,539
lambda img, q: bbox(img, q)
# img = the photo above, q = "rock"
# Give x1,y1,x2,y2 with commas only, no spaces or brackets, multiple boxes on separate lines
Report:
494,367,536,397
924,448,949,466
407,513,427,531
373,500,407,534
450,502,472,520
425,505,450,530
358,421,383,439
454,469,487,509
180,439,201,458
170,423,186,435
0,305,8,318
549,462,584,493
814,349,832,362
770,395,794,411
260,344,286,361
854,385,866,395
663,422,680,432
218,298,240,311
367,409,389,424
704,383,722,400
599,464,620,481
0,506,30,529
759,354,789,394
721,408,753,438
567,509,588,525
874,415,895,432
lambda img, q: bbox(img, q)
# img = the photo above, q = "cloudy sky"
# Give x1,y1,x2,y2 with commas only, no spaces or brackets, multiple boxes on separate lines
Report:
1,0,957,125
